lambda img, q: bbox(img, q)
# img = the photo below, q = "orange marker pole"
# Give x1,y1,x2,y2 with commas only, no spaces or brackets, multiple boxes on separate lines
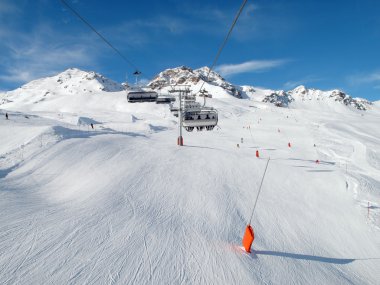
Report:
243,158,270,253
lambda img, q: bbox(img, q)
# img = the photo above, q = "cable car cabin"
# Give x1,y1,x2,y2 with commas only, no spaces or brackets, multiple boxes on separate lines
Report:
156,95,176,104
127,91,158,103
183,109,218,131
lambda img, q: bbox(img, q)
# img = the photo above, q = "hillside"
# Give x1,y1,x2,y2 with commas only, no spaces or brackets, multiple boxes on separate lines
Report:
0,68,380,284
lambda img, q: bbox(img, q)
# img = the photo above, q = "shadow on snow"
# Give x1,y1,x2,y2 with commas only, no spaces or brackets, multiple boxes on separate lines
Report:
53,126,146,140
252,250,355,264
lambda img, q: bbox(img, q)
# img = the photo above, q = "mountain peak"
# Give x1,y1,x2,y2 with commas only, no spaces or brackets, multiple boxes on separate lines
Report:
148,66,242,98
292,85,308,94
52,68,124,92
280,85,373,110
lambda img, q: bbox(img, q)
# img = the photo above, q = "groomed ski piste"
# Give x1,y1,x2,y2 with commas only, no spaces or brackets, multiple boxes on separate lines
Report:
1,69,380,284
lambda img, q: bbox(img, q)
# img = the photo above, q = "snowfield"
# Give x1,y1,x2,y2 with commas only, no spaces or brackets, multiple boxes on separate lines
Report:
0,69,380,284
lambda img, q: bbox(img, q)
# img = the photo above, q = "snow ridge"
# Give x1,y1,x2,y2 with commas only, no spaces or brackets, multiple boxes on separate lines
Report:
286,85,372,110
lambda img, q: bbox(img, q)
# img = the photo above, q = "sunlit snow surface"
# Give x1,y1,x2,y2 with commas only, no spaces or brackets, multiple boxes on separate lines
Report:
0,71,380,284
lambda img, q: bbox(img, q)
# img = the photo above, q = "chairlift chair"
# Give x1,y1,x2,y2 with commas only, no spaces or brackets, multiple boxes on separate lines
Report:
127,90,158,103
182,108,218,132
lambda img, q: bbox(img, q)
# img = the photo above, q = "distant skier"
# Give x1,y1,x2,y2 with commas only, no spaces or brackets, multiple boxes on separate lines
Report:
90,123,94,129
5,113,8,120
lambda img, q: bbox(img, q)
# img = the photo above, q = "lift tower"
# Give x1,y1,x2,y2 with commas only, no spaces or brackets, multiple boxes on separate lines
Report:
169,86,191,146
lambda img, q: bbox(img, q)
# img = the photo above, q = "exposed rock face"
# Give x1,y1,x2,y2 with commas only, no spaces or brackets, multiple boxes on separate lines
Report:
287,85,372,110
263,90,294,107
148,66,242,98
328,90,371,110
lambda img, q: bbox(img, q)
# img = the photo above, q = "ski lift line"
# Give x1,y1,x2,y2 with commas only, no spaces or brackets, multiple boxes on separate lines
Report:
60,0,140,73
198,0,248,94
248,157,270,224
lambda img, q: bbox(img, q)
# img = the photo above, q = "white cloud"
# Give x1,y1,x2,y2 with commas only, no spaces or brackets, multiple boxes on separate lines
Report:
362,72,380,83
215,59,287,76
0,45,92,83
102,16,190,48
0,69,35,83
347,71,380,88
0,1,19,14
0,25,99,86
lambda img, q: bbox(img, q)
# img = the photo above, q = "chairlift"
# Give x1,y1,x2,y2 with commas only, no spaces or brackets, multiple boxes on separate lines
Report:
156,95,176,104
127,90,158,103
182,109,218,132
126,70,158,103
182,91,218,131
170,105,179,117
169,86,218,132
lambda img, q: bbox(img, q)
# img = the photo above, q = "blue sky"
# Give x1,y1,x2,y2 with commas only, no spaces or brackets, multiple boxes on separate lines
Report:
1,0,380,101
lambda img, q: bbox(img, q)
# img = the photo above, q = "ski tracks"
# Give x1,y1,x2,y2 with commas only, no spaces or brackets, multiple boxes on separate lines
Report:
2,218,38,285
143,235,153,285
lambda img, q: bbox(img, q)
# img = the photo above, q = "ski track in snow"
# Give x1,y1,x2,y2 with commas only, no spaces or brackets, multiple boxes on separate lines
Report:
0,93,380,284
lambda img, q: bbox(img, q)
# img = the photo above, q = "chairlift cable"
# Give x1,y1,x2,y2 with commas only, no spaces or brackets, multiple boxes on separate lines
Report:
198,0,248,95
60,0,140,73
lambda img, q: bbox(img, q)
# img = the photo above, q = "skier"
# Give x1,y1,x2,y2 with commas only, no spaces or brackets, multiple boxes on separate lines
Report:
5,113,8,120
90,123,94,129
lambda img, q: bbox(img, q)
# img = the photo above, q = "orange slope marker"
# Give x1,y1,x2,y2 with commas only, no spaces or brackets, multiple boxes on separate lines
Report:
242,225,255,253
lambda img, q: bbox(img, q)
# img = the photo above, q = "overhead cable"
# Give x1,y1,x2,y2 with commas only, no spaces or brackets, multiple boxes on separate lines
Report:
60,0,140,73
198,0,248,93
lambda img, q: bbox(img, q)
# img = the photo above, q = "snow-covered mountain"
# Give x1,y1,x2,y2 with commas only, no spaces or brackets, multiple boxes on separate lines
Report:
147,66,372,111
0,68,129,113
261,86,372,111
148,66,243,98
287,85,372,110
0,67,373,112
0,68,124,105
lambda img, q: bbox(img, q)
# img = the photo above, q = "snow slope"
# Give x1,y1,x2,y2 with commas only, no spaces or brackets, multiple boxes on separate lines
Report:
0,70,380,284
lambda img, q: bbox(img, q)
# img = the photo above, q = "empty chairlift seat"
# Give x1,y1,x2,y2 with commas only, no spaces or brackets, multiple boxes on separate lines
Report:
127,91,158,103
156,95,176,104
